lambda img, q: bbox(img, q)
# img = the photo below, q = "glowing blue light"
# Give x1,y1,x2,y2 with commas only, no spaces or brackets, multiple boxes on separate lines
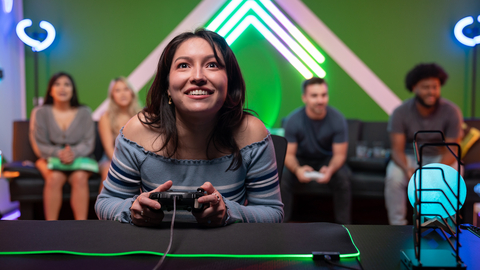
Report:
454,15,480,47
474,183,480,195
0,209,20,220
16,19,56,52
407,163,466,218
2,0,12,13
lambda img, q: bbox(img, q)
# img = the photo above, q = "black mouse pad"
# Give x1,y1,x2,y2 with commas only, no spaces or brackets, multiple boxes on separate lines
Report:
0,221,359,257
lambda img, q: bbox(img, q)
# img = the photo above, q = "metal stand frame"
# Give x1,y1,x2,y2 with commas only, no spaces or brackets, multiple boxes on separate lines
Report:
401,130,466,270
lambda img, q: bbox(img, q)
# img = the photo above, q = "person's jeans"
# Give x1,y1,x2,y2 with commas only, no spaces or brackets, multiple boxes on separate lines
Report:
281,156,352,224
384,155,461,225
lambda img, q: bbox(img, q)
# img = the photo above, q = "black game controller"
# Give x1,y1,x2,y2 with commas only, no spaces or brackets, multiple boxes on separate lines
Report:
149,188,206,212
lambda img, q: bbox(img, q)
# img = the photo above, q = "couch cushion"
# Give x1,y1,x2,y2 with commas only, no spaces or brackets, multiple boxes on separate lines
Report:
347,119,362,158
3,161,42,178
350,172,386,198
9,176,102,202
12,121,37,162
360,122,390,149
347,157,388,173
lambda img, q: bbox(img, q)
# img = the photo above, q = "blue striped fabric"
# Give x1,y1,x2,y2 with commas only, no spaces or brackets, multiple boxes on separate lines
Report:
95,130,284,224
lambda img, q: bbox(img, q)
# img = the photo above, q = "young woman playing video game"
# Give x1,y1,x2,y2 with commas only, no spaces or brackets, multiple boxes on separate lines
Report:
95,29,283,226
30,72,95,220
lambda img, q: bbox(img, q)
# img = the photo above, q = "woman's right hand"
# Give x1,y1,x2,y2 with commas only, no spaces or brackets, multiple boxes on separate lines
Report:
58,145,74,164
130,180,173,227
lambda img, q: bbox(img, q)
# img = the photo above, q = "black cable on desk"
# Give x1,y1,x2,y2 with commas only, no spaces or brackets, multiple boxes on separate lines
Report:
153,196,177,270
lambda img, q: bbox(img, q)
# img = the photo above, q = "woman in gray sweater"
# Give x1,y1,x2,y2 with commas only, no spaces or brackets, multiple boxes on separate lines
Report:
29,72,95,220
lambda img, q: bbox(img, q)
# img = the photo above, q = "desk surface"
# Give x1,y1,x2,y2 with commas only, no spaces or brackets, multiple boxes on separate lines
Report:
0,221,478,270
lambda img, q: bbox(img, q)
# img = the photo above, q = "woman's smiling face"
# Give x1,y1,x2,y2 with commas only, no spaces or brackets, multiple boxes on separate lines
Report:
168,37,228,118
50,75,74,104
111,81,134,108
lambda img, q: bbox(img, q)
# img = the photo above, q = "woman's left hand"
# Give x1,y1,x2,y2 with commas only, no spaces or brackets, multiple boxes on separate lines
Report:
59,145,75,164
193,182,227,227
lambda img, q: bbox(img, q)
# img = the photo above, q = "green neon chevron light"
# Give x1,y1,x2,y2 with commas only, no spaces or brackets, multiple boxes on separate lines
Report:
207,0,326,79
94,0,401,120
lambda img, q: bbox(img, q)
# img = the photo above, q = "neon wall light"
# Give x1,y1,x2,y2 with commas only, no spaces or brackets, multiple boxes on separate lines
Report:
260,0,324,63
454,15,480,47
2,0,12,13
207,0,326,79
16,19,56,52
0,210,20,220
455,15,479,117
227,15,313,78
207,0,243,31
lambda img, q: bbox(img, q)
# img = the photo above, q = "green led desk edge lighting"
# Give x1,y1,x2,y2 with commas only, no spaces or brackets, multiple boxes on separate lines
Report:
0,225,360,260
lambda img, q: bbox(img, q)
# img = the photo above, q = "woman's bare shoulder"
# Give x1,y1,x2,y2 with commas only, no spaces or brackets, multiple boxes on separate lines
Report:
235,114,269,149
98,111,109,124
122,113,160,150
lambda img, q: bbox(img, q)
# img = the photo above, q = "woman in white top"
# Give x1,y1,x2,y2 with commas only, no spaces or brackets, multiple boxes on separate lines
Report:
98,77,141,192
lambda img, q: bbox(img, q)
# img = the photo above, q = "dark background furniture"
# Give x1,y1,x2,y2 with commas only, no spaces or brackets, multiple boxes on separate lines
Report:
271,134,287,182
5,119,480,223
5,121,104,219
4,121,289,221
288,119,480,224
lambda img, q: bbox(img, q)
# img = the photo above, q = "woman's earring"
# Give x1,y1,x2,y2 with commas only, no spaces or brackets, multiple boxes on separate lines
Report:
168,95,172,105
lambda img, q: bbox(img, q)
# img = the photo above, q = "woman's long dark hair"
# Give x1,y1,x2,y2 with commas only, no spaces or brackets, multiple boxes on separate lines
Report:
140,29,250,171
43,72,81,107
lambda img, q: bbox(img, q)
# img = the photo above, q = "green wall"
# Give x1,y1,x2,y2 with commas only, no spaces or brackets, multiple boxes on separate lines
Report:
23,0,480,127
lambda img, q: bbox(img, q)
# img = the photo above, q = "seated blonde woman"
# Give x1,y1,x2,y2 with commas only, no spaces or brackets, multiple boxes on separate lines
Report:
98,77,141,192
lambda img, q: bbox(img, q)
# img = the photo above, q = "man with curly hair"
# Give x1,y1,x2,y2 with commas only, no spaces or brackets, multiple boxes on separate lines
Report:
385,63,463,225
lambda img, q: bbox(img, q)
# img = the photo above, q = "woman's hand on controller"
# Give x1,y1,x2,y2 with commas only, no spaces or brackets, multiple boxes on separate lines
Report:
193,182,226,227
130,180,173,227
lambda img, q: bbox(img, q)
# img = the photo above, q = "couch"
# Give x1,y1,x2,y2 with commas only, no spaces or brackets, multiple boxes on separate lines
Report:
5,119,480,223
288,119,480,224
5,121,104,219
4,121,287,221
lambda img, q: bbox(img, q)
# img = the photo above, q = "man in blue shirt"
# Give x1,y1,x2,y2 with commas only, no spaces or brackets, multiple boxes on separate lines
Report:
282,77,351,224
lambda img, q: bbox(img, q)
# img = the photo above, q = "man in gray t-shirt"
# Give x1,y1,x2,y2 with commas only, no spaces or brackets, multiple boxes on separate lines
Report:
281,77,351,224
385,63,463,225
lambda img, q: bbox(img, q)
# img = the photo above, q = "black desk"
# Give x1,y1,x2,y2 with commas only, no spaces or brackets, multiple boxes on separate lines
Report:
0,221,478,270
